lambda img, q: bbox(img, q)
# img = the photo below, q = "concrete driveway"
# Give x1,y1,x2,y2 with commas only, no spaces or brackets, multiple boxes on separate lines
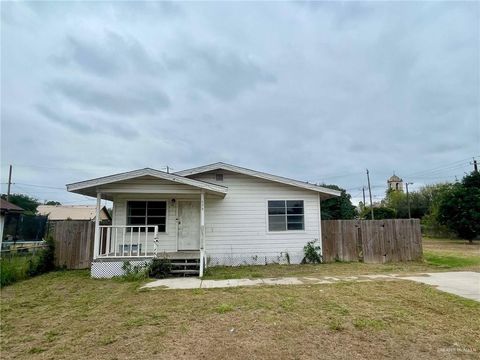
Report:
399,271,480,302
143,271,480,302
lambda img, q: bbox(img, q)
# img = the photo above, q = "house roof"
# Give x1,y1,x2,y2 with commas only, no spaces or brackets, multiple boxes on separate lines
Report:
66,168,228,198
37,205,111,221
175,162,341,199
0,199,24,214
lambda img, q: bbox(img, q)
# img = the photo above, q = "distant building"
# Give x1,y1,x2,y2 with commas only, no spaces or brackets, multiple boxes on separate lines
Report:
37,205,111,222
1,199,25,249
387,174,404,192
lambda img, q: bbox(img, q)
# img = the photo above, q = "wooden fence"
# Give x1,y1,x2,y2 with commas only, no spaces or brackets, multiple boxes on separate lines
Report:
321,219,422,263
50,221,95,269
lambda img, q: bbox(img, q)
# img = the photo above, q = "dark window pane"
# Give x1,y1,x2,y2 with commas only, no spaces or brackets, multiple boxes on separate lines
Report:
128,201,147,208
157,224,166,232
287,200,303,208
147,201,166,209
287,222,304,230
146,216,166,225
268,207,286,215
268,200,285,208
287,207,304,215
129,208,146,216
287,215,304,223
148,208,166,216
128,217,146,225
268,215,286,231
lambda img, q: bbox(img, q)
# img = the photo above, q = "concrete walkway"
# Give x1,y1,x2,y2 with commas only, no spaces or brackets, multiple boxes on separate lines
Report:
142,271,480,301
401,271,480,302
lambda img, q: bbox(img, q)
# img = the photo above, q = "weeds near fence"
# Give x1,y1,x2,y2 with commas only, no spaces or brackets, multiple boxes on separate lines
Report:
0,235,55,287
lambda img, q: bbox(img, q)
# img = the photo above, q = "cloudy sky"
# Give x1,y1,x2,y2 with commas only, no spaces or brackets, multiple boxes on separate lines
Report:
1,1,479,205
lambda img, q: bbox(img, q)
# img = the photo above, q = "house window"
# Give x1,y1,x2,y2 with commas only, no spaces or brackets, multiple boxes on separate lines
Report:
215,173,224,181
127,201,166,232
268,200,304,231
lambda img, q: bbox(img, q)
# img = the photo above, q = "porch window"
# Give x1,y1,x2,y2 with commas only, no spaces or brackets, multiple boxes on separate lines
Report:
268,200,304,231
127,201,166,232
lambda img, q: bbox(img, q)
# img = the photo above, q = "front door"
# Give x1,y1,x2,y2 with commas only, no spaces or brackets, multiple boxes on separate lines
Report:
177,201,200,250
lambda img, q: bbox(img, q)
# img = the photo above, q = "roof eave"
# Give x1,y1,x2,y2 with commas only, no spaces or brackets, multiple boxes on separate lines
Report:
66,168,228,197
176,163,341,198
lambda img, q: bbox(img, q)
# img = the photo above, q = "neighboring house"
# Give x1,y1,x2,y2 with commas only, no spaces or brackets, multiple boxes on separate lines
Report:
0,199,24,250
37,205,111,222
66,162,340,278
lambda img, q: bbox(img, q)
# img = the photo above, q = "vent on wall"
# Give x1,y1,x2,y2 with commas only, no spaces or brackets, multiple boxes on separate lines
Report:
215,173,224,181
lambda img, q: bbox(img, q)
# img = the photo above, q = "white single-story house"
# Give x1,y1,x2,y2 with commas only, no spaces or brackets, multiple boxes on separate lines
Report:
66,162,340,278
37,205,111,222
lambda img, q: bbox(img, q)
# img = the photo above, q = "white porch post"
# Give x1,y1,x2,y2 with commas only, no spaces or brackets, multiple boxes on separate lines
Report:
200,191,205,250
93,192,101,260
318,194,323,261
200,191,206,276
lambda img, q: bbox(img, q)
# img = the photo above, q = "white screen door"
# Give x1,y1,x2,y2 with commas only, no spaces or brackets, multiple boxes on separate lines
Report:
177,201,200,250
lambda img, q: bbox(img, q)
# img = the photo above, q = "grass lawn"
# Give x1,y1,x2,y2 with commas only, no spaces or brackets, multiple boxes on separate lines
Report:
204,237,480,280
1,237,479,359
1,271,479,359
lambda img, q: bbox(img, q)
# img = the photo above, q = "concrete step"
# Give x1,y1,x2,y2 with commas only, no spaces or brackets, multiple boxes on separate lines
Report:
170,269,200,275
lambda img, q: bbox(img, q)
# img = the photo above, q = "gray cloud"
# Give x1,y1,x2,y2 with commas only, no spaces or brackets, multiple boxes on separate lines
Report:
49,81,170,116
53,32,163,77
1,1,478,205
36,104,94,133
166,45,276,101
35,104,140,140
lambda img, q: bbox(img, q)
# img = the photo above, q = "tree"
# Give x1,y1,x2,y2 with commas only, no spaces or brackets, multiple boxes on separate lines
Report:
437,171,480,243
44,200,61,205
383,188,431,219
360,206,396,220
1,193,39,214
320,184,357,220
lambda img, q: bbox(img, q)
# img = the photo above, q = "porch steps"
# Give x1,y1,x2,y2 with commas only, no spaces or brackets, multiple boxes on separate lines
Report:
169,258,200,277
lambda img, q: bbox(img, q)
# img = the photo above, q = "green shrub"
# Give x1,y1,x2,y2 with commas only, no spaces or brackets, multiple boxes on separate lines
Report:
121,261,148,281
27,235,55,276
302,240,322,264
1,236,55,287
148,257,172,279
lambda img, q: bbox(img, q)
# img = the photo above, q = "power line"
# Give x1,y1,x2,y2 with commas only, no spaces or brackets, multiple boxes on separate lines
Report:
404,156,478,177
14,183,65,190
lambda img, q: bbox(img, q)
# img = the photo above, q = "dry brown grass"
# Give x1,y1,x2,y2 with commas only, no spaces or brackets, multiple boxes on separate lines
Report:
1,270,479,359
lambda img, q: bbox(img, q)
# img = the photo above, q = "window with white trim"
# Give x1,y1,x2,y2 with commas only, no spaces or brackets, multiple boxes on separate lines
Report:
127,201,166,232
268,200,304,231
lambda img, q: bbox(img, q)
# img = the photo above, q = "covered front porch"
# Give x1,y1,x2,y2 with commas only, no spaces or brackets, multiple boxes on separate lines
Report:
66,168,228,278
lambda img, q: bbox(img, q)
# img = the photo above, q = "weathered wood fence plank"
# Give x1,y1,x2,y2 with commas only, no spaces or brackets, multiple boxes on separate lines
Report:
321,219,422,263
50,221,95,269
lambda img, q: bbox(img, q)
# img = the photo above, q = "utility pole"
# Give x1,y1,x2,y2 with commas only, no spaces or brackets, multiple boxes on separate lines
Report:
362,187,366,210
7,165,12,202
166,166,170,174
405,182,413,219
471,158,478,173
366,169,374,220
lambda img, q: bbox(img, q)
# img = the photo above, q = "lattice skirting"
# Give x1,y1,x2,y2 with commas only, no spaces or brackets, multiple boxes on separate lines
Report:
206,252,304,267
91,260,150,279
91,253,305,278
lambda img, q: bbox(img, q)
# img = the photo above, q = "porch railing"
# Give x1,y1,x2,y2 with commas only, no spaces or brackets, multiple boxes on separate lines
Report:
98,225,159,258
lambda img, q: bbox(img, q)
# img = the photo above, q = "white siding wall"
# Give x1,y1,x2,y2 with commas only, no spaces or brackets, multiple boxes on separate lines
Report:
107,173,322,265
191,171,321,265
107,178,202,253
